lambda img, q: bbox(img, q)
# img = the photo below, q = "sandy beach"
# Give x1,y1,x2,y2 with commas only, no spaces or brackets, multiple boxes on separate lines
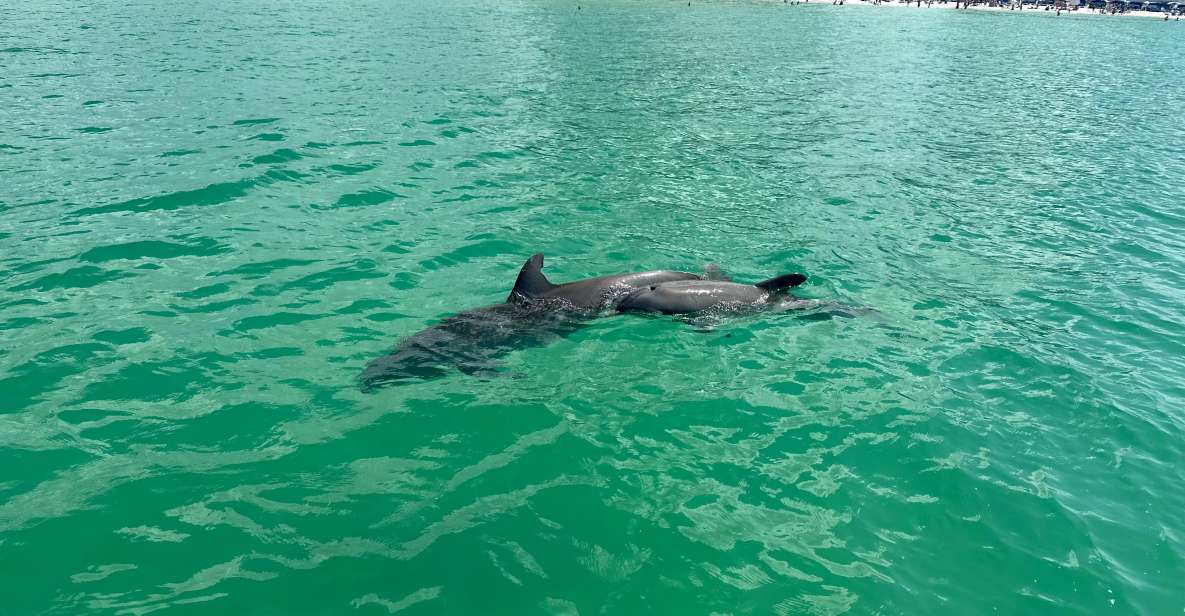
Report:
786,0,1183,19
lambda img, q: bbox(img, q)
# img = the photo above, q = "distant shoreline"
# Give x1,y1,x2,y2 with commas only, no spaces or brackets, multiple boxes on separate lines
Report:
780,0,1184,19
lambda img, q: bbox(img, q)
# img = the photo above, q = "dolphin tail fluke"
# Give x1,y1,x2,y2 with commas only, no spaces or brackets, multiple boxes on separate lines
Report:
507,253,558,301
755,273,807,292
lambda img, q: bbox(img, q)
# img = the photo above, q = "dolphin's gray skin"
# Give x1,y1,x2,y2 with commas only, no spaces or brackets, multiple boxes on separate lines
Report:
360,254,702,388
506,253,701,308
617,273,808,315
359,301,587,388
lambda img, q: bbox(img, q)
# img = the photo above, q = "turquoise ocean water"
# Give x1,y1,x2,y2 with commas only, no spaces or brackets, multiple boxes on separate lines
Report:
3,1,1185,613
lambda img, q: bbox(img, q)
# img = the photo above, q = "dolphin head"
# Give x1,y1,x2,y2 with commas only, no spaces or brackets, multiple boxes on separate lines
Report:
359,349,451,389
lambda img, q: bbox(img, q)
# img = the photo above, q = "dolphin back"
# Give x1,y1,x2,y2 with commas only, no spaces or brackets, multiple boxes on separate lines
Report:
755,273,808,292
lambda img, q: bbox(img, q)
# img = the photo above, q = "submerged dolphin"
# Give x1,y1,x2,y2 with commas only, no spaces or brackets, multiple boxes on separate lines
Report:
360,253,701,388
616,273,809,315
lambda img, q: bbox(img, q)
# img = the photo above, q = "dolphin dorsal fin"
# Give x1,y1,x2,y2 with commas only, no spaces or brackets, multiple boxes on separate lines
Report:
507,253,557,301
703,263,731,282
755,273,807,292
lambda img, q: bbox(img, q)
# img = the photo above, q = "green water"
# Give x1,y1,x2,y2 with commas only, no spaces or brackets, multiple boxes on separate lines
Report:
3,0,1185,613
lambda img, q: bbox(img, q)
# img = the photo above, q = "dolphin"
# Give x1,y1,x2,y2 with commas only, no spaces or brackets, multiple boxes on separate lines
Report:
358,301,587,387
616,273,809,315
360,253,702,388
505,253,702,308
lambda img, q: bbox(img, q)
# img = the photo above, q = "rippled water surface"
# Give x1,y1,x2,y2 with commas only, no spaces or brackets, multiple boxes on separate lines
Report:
3,0,1185,613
